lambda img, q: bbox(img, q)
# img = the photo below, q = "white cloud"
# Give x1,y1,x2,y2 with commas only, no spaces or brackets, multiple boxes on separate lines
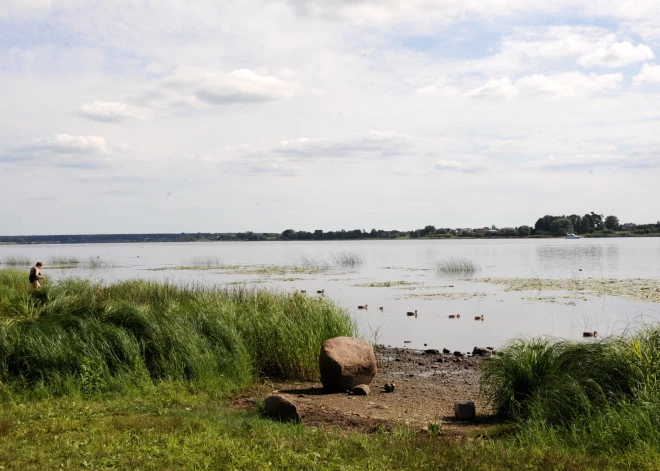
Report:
633,63,660,83
274,131,415,159
516,72,622,96
578,42,654,68
434,159,486,172
465,77,518,99
138,67,300,109
415,85,459,98
530,153,660,170
79,101,148,123
1,134,111,168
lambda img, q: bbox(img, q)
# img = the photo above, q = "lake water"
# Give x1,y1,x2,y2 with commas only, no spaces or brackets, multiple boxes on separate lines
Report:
2,238,660,352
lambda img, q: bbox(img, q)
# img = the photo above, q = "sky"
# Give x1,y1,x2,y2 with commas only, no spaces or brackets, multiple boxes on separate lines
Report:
1,0,660,235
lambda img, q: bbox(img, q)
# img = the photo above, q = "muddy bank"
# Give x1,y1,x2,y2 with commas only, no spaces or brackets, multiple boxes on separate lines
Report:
238,346,493,435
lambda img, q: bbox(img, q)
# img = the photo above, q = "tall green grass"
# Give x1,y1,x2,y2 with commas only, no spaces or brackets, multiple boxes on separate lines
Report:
481,326,660,453
0,269,356,396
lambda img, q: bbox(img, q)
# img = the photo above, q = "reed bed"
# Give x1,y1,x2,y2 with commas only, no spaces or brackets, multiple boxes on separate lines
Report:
1,255,32,266
48,256,81,266
481,325,660,453
435,257,481,275
332,251,363,268
0,268,356,396
187,255,224,268
294,254,331,271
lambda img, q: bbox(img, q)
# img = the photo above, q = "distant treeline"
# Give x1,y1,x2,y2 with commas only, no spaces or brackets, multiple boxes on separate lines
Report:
1,212,659,244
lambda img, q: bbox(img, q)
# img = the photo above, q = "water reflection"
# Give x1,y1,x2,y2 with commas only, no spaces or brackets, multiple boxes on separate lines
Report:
535,243,620,276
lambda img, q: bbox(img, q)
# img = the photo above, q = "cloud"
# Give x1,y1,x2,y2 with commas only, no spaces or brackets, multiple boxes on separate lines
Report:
221,156,301,176
466,72,621,99
434,159,486,172
415,85,459,98
516,72,622,96
465,77,518,99
578,42,655,68
273,131,415,159
634,63,660,83
530,153,660,170
0,134,112,168
138,67,300,109
79,101,148,122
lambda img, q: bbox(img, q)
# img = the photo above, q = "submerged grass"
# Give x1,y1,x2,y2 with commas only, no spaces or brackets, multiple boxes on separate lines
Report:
436,257,481,275
0,268,356,396
332,251,363,268
48,255,81,266
187,255,224,268
1,255,32,267
481,325,660,454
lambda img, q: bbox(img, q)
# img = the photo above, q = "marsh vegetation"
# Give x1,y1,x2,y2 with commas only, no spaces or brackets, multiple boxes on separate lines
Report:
435,257,481,275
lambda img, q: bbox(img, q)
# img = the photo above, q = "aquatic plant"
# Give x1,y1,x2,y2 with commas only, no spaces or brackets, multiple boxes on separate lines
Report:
1,255,31,266
332,252,364,268
187,255,224,268
48,256,81,266
294,255,331,271
435,258,481,275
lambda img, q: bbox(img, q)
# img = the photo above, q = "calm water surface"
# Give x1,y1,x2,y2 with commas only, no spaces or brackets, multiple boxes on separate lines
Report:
2,239,659,351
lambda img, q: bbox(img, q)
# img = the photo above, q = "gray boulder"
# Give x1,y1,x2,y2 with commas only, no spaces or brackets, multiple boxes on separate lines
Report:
320,337,377,392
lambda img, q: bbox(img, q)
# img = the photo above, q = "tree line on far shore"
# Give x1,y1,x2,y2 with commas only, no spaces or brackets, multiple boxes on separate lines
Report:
1,213,659,244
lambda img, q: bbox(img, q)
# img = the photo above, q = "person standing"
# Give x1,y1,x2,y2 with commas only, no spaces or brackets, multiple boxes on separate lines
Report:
29,262,44,288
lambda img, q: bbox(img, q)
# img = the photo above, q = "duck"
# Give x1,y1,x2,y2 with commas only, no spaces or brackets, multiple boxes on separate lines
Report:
583,331,598,337
358,305,368,310
475,315,484,321
448,314,460,319
300,290,306,294
379,306,384,311
406,310,417,317
317,289,325,294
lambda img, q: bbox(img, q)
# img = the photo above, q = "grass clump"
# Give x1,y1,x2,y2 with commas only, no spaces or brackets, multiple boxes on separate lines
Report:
436,257,480,275
481,325,660,453
187,255,223,268
48,255,81,266
294,255,331,271
1,255,31,266
332,251,363,268
0,268,355,396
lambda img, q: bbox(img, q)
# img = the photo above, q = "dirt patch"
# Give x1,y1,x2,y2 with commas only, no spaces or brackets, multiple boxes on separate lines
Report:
235,346,494,436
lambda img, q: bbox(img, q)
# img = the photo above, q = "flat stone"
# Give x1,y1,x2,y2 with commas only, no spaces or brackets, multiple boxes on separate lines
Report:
351,384,370,396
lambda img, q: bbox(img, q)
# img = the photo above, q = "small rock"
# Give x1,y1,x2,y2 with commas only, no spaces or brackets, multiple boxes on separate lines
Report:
264,395,301,423
436,358,445,363
455,401,476,420
384,382,396,393
472,347,492,357
424,349,440,355
404,340,412,344
351,384,370,396
442,348,451,354
453,351,465,357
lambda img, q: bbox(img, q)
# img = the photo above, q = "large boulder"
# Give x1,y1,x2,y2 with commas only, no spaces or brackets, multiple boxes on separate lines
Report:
320,337,377,392
264,395,301,422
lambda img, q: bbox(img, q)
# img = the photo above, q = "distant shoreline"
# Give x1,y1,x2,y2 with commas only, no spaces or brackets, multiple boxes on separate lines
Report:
2,232,660,245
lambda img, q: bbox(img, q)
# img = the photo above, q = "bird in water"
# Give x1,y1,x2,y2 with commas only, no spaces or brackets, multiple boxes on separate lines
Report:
583,331,598,337
317,289,324,295
448,314,460,319
475,315,484,321
407,310,417,317
358,305,368,310
379,306,384,311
